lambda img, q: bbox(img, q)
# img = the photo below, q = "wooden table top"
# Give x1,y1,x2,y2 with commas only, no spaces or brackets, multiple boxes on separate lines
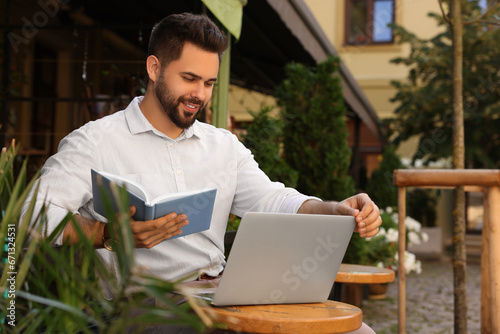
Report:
335,263,396,284
205,300,362,333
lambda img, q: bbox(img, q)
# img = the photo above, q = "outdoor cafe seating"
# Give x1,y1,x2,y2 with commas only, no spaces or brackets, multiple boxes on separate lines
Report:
198,262,395,333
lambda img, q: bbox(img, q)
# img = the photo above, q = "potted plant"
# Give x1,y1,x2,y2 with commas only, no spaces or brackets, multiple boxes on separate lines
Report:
0,141,212,333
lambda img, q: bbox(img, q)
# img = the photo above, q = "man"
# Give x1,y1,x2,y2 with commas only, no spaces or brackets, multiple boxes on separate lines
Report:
22,13,379,333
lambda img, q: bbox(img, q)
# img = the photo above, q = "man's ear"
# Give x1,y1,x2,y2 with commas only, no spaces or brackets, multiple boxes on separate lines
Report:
146,55,161,83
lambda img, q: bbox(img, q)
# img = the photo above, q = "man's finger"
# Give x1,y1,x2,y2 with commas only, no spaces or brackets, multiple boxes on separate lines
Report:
360,227,380,238
129,205,137,216
335,202,359,217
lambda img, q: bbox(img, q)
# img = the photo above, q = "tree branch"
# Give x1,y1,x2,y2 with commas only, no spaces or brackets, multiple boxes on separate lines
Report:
464,0,500,25
438,0,451,24
475,19,500,26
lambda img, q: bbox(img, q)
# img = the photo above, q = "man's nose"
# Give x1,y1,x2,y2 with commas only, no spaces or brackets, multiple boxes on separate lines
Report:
191,82,206,101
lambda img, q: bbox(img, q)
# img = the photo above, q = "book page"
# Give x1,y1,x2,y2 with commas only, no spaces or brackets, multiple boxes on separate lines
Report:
98,171,151,203
150,188,216,206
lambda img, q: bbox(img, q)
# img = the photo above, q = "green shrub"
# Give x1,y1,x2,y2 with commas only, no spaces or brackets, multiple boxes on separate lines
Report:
276,55,355,200
407,188,437,227
366,145,405,209
242,105,298,187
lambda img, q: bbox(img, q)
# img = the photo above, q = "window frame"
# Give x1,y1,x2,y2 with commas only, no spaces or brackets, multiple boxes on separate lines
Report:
344,0,396,46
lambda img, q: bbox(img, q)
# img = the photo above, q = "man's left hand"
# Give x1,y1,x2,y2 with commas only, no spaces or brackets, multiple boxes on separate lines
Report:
298,193,381,238
331,193,381,238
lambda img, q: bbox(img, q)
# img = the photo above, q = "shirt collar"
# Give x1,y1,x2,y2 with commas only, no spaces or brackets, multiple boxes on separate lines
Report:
125,96,202,140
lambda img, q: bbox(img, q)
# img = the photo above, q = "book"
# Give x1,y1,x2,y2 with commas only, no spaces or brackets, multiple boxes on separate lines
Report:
91,169,217,239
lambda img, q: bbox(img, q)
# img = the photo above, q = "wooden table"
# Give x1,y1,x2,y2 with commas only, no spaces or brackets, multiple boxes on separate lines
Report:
335,263,396,284
189,264,394,333
205,300,362,333
331,264,395,306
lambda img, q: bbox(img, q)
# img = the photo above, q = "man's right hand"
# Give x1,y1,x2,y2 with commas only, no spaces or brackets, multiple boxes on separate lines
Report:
127,206,188,248
63,207,189,249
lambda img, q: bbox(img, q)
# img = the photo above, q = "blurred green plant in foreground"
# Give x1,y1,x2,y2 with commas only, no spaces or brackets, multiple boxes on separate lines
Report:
0,140,212,333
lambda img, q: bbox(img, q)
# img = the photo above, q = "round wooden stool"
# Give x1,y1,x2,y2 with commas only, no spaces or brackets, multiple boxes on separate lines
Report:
205,300,362,333
335,264,395,284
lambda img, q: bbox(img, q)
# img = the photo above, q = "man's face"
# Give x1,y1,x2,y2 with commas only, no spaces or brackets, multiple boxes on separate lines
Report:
154,43,220,129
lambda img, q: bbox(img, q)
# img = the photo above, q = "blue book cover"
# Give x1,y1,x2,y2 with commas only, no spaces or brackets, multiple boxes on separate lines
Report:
91,169,216,239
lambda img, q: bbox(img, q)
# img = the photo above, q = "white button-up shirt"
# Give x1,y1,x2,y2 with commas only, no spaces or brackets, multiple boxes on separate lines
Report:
23,97,315,281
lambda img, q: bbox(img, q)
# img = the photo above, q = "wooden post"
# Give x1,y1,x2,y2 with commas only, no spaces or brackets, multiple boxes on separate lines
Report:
211,33,231,129
487,186,500,333
393,169,500,334
482,189,491,333
398,186,406,334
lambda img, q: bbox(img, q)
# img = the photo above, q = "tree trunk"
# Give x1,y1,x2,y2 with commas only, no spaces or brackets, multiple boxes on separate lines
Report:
449,0,467,333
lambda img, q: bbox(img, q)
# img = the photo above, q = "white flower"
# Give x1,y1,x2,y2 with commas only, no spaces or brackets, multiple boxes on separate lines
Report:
404,251,416,266
408,231,421,246
405,216,422,232
395,251,422,275
421,232,429,243
401,157,412,167
385,228,399,243
385,206,393,214
414,260,422,275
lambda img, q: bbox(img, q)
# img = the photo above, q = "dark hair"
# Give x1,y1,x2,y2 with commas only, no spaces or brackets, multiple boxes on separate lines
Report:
148,13,228,66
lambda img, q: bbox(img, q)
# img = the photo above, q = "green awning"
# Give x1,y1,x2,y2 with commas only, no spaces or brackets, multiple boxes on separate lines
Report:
201,0,246,40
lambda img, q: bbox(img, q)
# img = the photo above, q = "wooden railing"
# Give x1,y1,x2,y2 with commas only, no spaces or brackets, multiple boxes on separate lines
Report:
393,169,500,334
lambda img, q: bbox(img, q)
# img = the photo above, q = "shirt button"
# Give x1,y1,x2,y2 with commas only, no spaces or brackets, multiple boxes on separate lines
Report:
169,143,174,148
176,170,182,175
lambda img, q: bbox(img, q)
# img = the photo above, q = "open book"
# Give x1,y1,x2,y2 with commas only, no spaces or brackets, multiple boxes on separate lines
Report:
91,169,216,239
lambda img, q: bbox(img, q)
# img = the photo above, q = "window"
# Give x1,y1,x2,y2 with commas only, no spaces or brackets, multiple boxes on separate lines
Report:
345,0,395,45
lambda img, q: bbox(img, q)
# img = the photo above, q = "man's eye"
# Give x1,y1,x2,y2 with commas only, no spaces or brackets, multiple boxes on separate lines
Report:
183,77,195,82
205,82,215,87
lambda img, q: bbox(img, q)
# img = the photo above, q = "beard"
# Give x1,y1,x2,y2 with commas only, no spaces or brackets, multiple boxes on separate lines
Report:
155,72,206,130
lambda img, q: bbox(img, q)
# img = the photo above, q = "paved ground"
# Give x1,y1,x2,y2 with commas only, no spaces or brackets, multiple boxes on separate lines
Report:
361,257,482,333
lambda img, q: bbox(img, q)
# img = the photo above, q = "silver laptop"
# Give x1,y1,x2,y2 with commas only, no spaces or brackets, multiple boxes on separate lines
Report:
210,212,355,306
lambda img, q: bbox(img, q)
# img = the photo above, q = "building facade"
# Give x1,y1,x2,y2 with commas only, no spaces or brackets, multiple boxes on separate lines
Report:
305,0,444,158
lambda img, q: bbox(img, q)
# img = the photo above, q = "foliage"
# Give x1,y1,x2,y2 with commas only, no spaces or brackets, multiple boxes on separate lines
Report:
385,0,500,168
226,214,241,232
345,206,429,274
342,234,369,265
276,55,355,200
0,142,210,333
365,146,406,209
364,207,429,275
407,188,437,227
242,105,298,187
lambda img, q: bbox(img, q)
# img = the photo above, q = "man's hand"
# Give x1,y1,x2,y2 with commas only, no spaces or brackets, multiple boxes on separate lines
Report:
63,207,189,249
331,193,381,238
127,206,188,248
297,193,381,238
